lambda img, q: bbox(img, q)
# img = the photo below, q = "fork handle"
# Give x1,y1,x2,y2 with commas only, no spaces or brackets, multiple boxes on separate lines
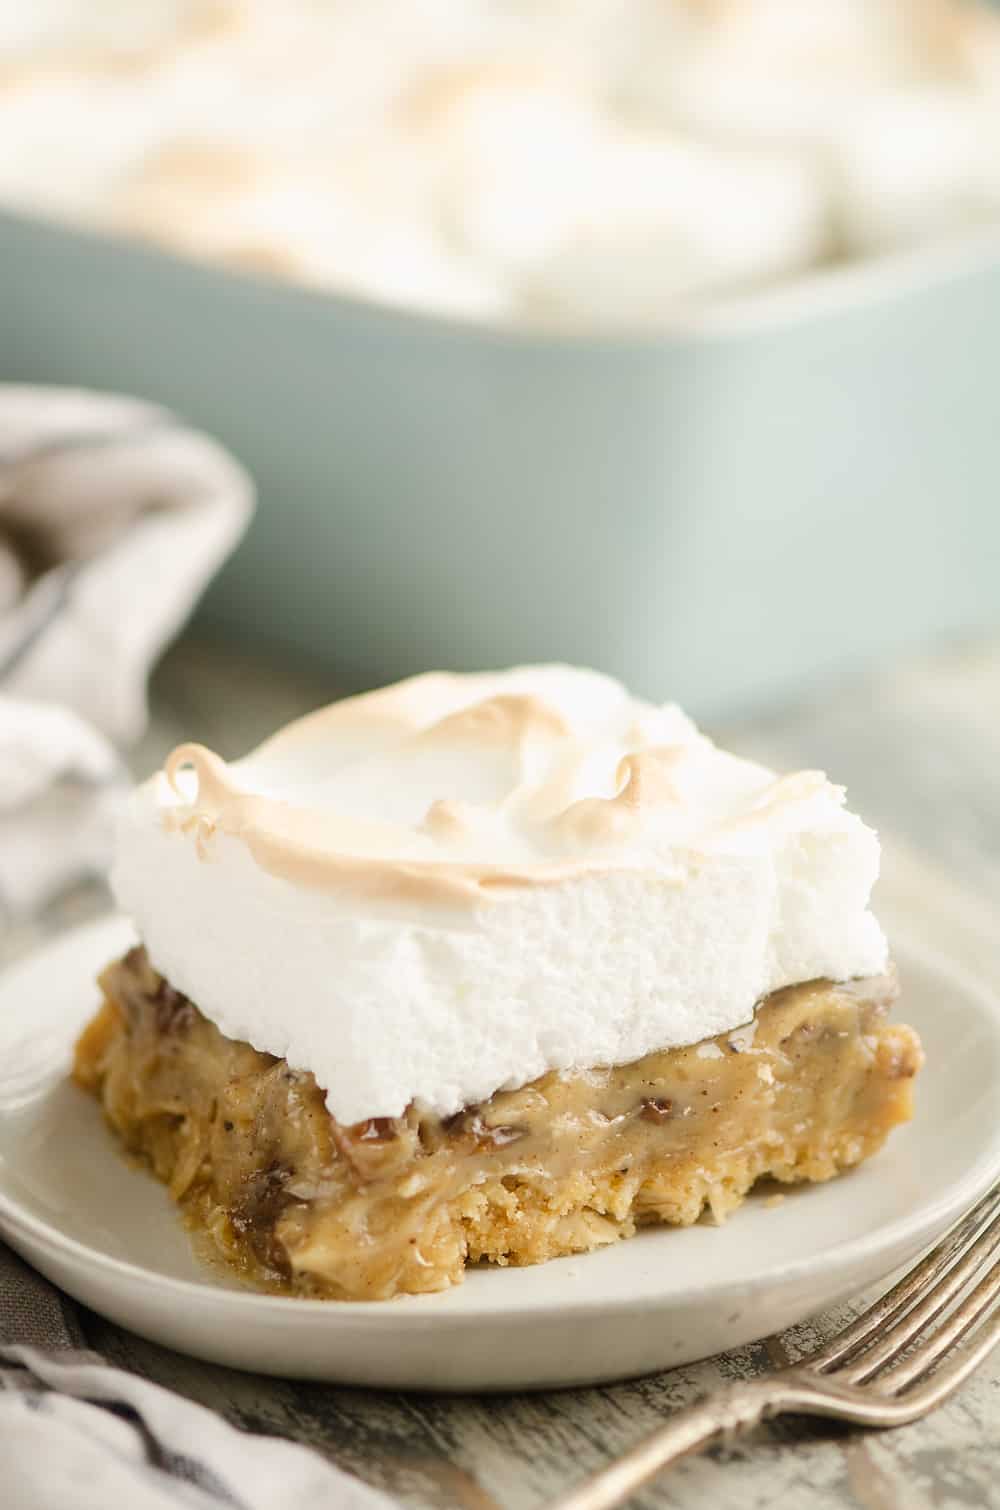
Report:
547,1377,800,1510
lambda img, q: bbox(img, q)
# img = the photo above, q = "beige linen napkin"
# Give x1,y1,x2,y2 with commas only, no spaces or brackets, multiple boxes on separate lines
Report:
0,385,252,919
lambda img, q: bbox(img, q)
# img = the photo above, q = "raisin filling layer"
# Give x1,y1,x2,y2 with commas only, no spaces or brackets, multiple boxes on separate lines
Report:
74,948,922,1301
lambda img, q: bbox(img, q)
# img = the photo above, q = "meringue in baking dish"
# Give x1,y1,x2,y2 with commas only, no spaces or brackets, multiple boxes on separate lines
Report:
74,667,922,1299
4,0,1000,324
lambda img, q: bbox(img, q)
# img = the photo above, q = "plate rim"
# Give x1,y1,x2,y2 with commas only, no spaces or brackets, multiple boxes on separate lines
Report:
1,912,999,1328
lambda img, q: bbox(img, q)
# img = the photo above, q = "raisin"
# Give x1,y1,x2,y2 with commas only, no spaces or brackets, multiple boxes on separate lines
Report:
356,1117,399,1143
153,978,196,1034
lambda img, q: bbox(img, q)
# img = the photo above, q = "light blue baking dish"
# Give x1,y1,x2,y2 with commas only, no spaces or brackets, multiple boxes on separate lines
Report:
1,207,998,715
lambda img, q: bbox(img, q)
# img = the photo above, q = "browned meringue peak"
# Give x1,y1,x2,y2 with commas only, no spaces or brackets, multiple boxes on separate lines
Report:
548,750,686,849
416,692,572,745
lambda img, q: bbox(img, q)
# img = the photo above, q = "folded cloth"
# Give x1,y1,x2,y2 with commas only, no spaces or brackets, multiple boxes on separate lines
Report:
0,385,252,920
0,1246,393,1510
0,391,393,1510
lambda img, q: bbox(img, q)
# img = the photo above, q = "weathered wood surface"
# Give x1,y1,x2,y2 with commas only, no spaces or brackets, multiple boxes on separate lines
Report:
5,635,999,1510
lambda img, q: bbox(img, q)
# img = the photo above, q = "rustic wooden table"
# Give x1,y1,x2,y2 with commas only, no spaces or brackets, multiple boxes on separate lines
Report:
5,635,999,1510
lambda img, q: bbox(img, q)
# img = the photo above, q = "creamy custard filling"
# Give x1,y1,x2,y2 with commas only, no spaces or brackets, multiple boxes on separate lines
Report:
74,947,922,1302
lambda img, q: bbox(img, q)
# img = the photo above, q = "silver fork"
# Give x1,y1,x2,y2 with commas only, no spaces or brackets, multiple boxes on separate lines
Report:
550,1183,1000,1510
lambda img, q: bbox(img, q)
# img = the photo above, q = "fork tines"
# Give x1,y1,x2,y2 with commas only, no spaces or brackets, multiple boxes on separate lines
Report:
808,1183,1000,1404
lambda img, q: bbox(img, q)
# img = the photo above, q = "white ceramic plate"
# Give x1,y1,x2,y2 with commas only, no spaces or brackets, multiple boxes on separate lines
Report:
1,910,998,1391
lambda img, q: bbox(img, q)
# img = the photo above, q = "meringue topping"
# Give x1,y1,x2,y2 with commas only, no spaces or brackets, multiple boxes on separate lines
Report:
112,666,889,1122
